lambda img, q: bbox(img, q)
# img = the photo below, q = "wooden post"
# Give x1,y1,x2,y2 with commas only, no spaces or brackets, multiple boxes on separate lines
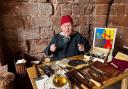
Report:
121,77,128,89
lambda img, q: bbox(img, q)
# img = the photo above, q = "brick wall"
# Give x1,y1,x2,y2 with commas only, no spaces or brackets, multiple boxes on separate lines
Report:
0,0,127,64
0,0,53,62
108,0,128,54
0,0,96,62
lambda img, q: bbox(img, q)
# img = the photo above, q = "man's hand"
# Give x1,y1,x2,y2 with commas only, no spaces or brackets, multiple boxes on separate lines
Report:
78,44,85,51
50,44,57,52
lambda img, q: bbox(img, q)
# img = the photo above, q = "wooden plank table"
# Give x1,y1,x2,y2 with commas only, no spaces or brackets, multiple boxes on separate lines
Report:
27,55,128,89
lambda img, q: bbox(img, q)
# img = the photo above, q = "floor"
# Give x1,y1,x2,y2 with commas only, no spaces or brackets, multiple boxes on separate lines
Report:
105,81,121,89
14,75,33,89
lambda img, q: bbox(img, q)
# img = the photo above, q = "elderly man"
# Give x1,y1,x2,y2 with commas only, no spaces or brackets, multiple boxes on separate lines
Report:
44,15,91,60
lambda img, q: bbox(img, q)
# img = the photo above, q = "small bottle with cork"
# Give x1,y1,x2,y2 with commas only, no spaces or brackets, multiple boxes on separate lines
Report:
107,49,113,62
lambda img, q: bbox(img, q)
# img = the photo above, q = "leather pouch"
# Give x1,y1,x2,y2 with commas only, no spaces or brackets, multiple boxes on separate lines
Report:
91,61,120,77
66,69,93,88
79,61,120,83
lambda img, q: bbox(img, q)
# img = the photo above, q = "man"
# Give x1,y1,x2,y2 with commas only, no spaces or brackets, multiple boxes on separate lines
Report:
44,15,91,61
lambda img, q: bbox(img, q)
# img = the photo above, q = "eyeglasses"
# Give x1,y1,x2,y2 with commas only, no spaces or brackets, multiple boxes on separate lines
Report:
62,25,72,29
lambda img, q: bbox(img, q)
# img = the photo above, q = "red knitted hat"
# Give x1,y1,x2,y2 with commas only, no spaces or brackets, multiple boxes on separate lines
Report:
60,15,73,26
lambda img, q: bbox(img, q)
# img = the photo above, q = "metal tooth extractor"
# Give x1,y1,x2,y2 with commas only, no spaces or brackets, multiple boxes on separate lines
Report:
123,46,128,50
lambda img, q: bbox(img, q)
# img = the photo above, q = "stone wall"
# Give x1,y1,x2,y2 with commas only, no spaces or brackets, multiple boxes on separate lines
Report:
108,0,128,54
0,0,127,64
0,0,96,62
0,40,4,66
0,0,54,62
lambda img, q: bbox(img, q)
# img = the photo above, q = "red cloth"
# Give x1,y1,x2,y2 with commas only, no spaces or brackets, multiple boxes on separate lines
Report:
60,15,73,26
110,58,128,72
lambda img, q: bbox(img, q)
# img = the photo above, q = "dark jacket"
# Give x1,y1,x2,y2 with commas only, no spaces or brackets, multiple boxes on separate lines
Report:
44,32,91,60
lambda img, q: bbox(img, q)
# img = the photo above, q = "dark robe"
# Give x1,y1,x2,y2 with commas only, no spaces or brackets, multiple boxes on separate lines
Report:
44,32,91,61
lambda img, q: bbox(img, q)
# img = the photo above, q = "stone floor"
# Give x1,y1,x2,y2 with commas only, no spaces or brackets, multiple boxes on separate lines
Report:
105,81,121,89
15,75,33,89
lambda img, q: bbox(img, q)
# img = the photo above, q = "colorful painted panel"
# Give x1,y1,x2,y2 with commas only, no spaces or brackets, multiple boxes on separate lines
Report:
93,28,117,49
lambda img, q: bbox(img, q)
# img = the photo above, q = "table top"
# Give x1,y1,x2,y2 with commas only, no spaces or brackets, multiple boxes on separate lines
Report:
27,55,128,89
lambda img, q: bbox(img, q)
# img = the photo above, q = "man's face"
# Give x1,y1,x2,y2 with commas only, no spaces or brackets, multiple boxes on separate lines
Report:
61,22,73,36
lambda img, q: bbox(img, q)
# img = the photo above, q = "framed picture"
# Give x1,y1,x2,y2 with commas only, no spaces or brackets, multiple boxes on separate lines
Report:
84,27,117,63
93,27,117,49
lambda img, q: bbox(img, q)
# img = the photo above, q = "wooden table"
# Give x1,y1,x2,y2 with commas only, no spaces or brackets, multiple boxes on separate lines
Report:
27,55,128,89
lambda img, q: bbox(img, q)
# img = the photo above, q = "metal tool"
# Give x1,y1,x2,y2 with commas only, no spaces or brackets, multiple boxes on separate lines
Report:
82,70,101,87
71,67,102,87
64,68,89,89
90,66,111,77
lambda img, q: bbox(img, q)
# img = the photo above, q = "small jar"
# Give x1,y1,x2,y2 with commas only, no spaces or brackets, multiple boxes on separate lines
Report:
107,54,113,62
